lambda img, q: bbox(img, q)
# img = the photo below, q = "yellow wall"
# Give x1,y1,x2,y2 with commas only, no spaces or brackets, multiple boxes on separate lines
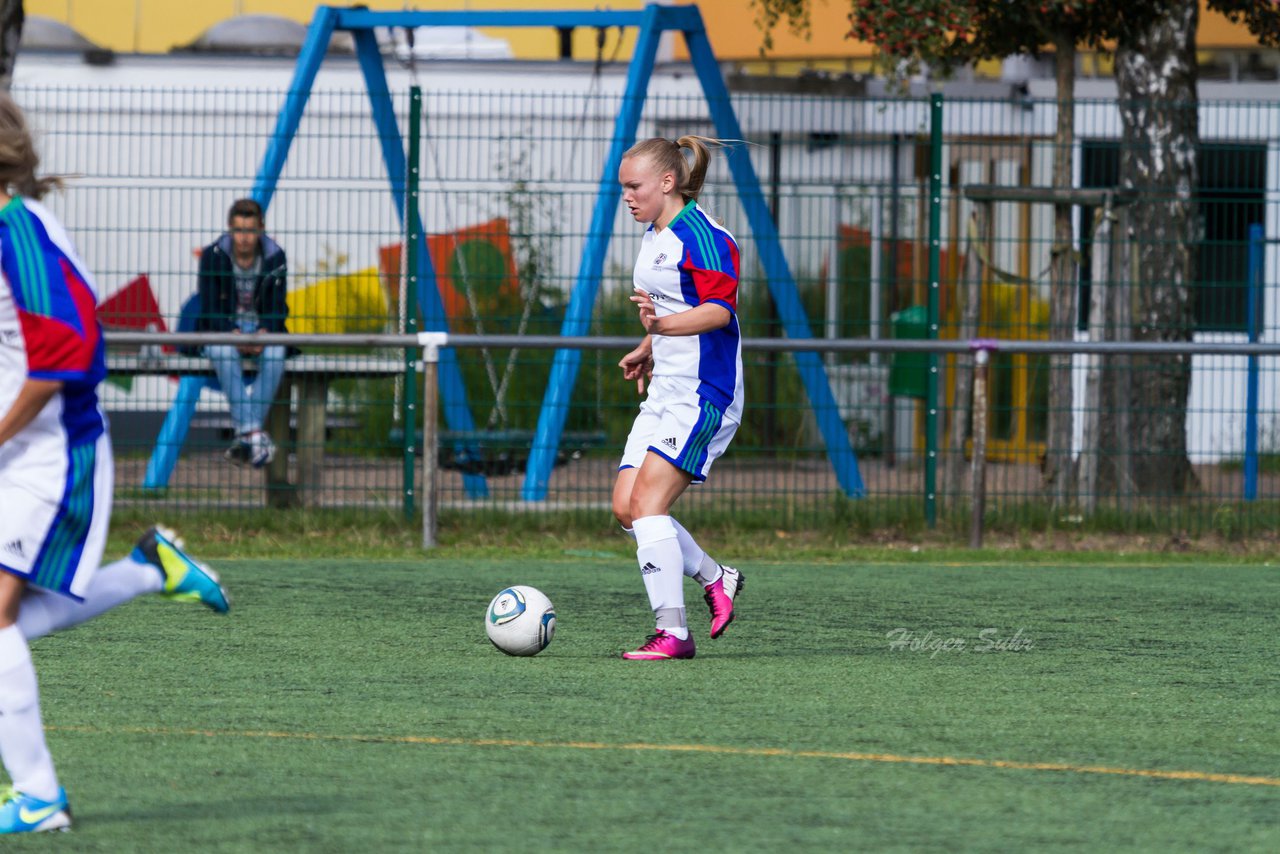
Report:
1199,2,1266,48
671,0,873,62
28,0,1272,58
27,0,646,57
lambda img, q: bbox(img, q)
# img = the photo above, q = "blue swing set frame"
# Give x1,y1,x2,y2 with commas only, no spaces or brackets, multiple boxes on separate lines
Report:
230,4,865,500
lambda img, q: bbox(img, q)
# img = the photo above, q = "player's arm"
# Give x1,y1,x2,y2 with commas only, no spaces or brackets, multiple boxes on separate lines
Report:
651,301,731,336
0,378,62,446
631,288,731,337
619,334,654,394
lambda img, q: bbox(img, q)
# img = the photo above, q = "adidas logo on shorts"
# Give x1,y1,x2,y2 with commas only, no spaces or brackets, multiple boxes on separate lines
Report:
661,437,678,451
2,538,23,558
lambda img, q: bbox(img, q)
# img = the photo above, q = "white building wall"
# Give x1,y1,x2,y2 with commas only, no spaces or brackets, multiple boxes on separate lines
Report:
13,52,1279,461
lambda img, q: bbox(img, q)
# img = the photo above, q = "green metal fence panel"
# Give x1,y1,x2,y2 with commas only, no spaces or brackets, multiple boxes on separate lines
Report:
14,75,1279,537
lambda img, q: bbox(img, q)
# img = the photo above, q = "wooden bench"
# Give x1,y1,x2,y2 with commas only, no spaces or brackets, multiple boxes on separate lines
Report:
107,352,410,507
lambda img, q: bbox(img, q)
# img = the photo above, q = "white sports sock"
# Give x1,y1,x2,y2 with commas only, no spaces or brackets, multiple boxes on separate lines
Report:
18,556,163,642
0,625,60,801
670,516,722,585
632,515,686,630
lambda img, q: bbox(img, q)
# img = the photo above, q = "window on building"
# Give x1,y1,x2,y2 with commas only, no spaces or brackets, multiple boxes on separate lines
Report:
1079,140,1266,333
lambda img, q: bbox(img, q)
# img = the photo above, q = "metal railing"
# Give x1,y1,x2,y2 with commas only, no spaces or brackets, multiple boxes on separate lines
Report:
106,331,1280,545
9,75,1275,538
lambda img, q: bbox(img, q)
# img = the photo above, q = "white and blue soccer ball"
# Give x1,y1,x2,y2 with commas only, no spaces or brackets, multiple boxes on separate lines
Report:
485,586,556,656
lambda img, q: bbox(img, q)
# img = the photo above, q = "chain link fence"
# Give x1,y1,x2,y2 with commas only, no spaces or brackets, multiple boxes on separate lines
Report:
16,71,1278,535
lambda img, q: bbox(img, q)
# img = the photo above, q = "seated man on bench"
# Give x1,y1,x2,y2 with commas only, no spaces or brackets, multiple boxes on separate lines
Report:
196,198,290,468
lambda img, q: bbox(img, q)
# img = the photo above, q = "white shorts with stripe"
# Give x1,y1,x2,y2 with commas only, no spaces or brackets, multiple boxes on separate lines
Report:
619,375,739,482
0,424,112,602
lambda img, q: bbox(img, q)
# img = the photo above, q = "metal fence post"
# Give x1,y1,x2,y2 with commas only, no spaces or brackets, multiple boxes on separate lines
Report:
420,333,447,549
925,93,944,528
969,347,990,548
1244,222,1264,501
403,85,423,518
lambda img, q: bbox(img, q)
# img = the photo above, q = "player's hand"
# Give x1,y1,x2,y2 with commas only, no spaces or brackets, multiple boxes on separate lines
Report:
618,343,654,395
630,287,662,335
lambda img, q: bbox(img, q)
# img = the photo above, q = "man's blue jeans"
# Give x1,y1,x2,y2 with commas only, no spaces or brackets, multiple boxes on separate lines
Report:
205,344,287,436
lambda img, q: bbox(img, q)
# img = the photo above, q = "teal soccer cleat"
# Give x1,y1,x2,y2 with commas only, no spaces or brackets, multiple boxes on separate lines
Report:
0,787,71,834
133,526,231,614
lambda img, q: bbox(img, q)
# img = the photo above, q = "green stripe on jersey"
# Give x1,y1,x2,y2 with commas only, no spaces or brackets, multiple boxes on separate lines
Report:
666,199,697,230
670,201,721,274
4,201,52,317
685,213,723,274
35,443,94,591
686,399,721,462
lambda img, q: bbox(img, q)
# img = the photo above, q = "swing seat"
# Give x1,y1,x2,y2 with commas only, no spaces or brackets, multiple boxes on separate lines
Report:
446,429,607,476
387,428,607,476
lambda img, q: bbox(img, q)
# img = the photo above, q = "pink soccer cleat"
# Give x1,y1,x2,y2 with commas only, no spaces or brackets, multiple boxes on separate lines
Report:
621,629,696,660
703,565,744,639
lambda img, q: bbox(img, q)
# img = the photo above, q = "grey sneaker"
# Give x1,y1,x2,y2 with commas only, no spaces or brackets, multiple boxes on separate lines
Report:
248,430,276,469
225,437,251,467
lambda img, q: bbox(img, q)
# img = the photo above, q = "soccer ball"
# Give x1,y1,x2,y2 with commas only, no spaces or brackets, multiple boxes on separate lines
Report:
485,586,556,656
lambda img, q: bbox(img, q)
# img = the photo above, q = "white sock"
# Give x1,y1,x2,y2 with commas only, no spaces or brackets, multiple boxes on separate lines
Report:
632,515,687,635
0,625,60,801
18,556,163,642
670,517,722,585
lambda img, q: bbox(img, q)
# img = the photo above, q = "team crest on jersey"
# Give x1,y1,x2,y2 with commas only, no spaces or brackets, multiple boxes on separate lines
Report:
651,252,668,269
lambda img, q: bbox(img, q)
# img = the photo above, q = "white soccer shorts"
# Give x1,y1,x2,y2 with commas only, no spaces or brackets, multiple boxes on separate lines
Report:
0,428,112,601
619,375,739,482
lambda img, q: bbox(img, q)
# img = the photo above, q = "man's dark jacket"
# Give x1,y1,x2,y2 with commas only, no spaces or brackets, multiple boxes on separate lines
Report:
196,232,289,335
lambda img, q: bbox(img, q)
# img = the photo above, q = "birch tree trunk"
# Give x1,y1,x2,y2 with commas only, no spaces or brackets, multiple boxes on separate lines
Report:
1078,196,1113,513
945,206,986,505
1044,33,1077,509
1113,0,1198,496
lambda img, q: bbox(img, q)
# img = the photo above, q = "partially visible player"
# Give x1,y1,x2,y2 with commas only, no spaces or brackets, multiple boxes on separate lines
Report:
613,136,745,661
0,92,230,835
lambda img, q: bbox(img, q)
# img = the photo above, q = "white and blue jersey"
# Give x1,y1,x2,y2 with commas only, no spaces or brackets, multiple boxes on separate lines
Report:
0,197,111,601
620,201,743,482
632,200,743,423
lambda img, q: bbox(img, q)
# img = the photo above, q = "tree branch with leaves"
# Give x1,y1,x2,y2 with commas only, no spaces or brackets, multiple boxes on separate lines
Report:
751,0,1278,502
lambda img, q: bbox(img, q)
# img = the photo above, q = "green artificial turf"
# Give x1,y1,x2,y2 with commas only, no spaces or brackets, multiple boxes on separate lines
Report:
8,559,1278,851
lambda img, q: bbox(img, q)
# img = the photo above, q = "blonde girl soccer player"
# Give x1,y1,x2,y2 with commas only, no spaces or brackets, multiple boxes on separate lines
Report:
614,136,745,661
0,93,229,834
